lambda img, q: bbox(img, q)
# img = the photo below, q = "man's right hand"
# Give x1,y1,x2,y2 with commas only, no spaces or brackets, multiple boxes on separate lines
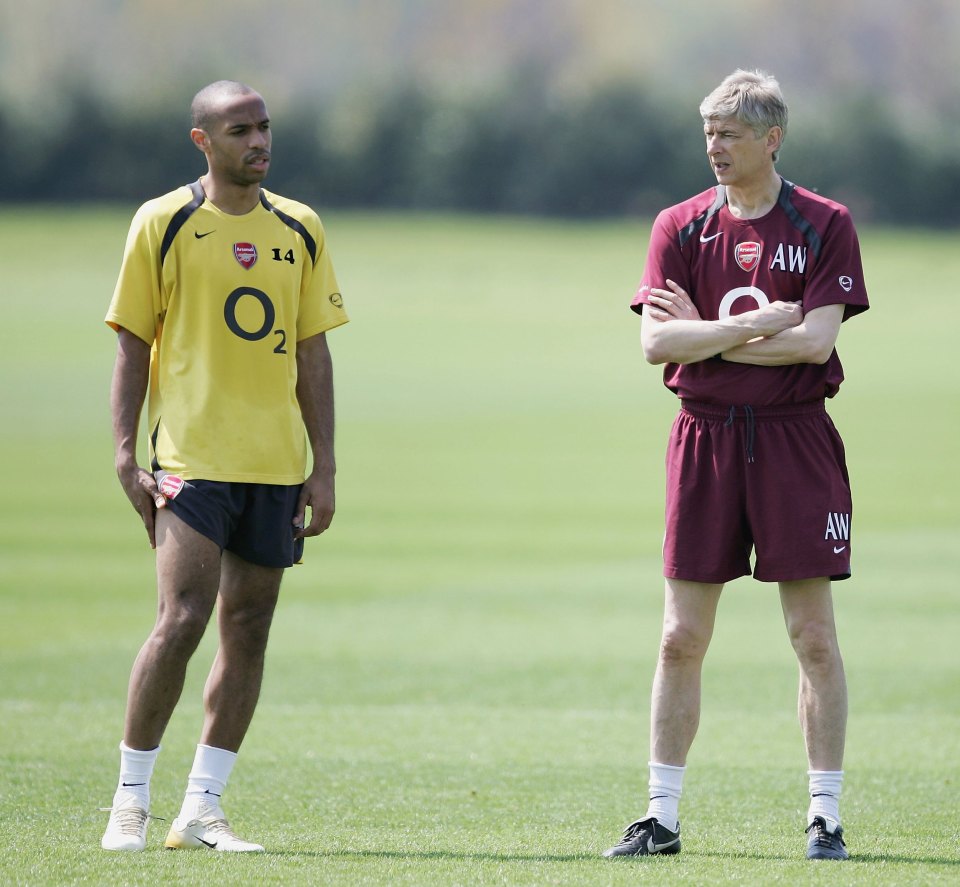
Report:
117,461,166,549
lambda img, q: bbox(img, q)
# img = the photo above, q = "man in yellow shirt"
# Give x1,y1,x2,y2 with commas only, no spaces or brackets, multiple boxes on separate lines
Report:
101,80,348,853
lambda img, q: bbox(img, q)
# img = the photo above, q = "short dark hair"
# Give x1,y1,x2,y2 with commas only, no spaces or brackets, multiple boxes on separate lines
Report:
190,80,258,130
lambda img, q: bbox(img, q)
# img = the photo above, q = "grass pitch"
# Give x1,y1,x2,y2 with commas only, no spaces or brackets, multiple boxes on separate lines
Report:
0,208,958,885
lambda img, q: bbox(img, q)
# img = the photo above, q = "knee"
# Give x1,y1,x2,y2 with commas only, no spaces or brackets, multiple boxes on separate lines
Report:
789,620,841,670
220,600,276,651
152,599,212,654
659,621,711,666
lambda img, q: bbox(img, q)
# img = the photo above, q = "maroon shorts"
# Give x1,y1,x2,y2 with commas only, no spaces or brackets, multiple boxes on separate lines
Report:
663,400,853,584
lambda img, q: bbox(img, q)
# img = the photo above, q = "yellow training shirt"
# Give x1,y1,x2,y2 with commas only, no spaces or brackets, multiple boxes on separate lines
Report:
106,182,348,483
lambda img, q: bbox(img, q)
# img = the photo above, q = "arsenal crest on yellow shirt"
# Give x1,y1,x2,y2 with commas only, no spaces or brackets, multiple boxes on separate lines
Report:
234,242,258,269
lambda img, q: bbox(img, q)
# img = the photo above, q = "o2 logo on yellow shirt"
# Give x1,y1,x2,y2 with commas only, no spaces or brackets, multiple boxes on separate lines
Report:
224,287,287,354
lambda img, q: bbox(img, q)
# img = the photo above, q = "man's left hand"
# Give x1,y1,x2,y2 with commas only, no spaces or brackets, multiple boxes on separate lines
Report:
647,279,702,321
294,469,336,539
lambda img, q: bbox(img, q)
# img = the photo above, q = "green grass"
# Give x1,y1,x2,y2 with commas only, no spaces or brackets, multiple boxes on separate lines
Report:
1,207,958,885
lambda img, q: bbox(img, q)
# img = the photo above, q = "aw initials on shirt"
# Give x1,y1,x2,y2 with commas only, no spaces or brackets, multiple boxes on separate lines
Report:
769,243,807,274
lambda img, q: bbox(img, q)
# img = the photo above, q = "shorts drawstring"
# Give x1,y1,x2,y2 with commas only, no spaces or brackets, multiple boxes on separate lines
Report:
725,405,756,463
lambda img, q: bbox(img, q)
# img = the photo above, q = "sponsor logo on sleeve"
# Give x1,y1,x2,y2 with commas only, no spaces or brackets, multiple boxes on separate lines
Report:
734,241,762,272
839,275,853,292
233,243,258,269
329,292,344,308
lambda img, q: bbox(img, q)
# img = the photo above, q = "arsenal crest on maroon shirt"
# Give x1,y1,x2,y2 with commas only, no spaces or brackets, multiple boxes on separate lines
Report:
233,243,258,269
734,241,762,272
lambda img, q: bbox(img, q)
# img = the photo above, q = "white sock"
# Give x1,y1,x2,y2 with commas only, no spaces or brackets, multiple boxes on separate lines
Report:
114,741,160,811
644,761,685,832
176,744,237,824
807,769,843,829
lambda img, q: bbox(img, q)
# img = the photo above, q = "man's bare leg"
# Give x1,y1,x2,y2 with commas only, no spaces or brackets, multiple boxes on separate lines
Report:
200,551,284,752
779,578,847,772
164,550,284,852
123,510,222,751
650,578,725,766
604,579,723,857
102,511,222,850
780,577,849,859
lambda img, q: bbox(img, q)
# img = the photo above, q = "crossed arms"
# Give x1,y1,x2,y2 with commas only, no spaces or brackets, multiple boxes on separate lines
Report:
640,279,844,367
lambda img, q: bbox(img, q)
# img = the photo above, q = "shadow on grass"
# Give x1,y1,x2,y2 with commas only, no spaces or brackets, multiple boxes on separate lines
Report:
268,849,593,863
694,849,960,867
262,848,960,867
847,852,960,867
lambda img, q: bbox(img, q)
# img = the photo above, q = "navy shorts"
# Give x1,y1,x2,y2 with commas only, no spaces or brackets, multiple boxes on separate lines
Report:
663,400,853,584
155,472,304,568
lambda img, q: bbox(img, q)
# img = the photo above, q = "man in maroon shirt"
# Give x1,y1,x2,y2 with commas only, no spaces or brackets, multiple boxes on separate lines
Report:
604,70,868,862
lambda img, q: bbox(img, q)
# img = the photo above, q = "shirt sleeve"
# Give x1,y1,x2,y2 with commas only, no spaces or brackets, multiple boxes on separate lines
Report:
630,209,692,316
803,208,869,321
296,216,349,341
104,204,163,344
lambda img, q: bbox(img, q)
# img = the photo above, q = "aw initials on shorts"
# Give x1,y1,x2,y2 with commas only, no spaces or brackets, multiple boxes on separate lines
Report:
824,511,850,541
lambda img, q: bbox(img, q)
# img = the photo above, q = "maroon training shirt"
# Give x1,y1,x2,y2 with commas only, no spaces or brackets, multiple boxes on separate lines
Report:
632,178,869,406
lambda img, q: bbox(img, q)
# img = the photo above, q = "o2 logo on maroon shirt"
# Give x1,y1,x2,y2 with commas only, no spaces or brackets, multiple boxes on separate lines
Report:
734,241,762,272
233,243,258,269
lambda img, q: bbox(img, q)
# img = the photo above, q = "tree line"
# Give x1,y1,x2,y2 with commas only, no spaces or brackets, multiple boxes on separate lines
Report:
4,76,957,226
